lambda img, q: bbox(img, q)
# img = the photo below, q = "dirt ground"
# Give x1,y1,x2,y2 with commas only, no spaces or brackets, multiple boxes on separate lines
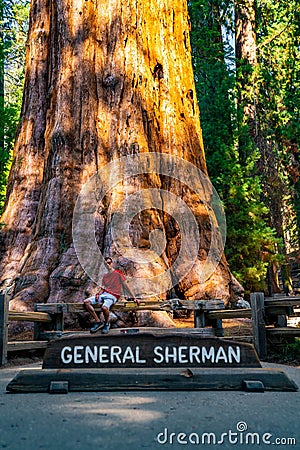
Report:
173,315,253,337
8,316,253,340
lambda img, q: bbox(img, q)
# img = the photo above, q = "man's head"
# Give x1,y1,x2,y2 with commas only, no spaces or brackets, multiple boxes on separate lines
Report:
105,257,114,271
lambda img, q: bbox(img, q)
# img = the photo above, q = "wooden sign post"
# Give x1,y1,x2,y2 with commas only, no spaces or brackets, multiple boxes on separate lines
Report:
6,328,298,393
0,293,9,367
42,329,261,369
251,292,267,359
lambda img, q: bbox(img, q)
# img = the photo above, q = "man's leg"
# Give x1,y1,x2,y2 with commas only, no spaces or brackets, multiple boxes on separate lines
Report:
101,306,111,334
101,295,117,334
102,305,110,324
83,299,100,322
83,297,104,333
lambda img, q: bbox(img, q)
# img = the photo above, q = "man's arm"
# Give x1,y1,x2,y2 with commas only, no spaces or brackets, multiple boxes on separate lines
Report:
121,279,140,305
95,288,104,302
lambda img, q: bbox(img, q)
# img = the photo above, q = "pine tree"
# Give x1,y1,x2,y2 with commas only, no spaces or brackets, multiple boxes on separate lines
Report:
0,0,29,214
189,0,281,293
255,0,300,254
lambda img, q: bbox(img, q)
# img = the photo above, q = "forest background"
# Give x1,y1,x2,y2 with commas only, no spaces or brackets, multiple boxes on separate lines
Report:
0,0,299,297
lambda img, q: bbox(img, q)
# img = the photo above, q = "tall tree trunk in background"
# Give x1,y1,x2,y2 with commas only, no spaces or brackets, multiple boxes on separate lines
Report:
235,0,291,294
0,0,239,312
190,0,235,193
235,0,257,139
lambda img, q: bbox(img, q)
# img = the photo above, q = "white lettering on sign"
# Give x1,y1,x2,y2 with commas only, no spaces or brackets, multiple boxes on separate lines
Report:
110,346,122,363
61,346,72,364
85,346,97,363
74,346,84,364
122,346,135,363
178,346,188,364
165,346,177,363
153,346,164,363
189,346,201,363
136,347,147,364
99,346,109,363
228,346,240,363
202,347,215,363
60,345,241,366
215,346,228,363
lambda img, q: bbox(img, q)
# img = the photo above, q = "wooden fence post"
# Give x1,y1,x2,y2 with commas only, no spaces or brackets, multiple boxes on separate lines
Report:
0,292,9,366
34,303,46,341
194,309,206,328
251,292,267,359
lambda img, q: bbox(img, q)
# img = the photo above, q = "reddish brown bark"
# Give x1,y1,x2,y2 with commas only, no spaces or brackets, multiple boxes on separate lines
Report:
235,0,257,128
0,0,240,312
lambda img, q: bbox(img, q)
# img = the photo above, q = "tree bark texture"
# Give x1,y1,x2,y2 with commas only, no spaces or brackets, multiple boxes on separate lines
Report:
0,0,239,311
235,0,293,293
235,0,258,131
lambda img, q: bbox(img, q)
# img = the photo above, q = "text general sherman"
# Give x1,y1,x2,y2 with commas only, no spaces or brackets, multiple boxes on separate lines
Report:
60,344,241,365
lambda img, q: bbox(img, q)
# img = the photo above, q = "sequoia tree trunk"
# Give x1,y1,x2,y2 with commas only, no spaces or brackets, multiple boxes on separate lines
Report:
0,0,239,311
235,0,292,294
235,0,258,137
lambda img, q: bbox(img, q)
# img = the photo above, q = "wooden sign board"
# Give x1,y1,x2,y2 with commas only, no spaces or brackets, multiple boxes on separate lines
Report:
42,329,261,369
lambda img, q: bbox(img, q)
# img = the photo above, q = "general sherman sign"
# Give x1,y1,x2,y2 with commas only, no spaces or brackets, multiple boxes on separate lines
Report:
8,329,298,392
42,330,261,369
60,343,241,365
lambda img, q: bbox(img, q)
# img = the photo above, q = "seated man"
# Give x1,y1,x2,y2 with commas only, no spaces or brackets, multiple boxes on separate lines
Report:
84,257,138,334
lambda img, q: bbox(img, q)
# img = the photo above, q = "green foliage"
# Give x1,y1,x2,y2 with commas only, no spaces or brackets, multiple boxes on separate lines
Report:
0,0,29,214
225,164,283,292
254,0,300,249
189,0,281,292
0,0,298,295
286,339,300,357
268,338,300,366
256,0,300,135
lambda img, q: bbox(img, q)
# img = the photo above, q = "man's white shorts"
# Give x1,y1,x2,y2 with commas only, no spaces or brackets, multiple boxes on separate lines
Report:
86,292,117,310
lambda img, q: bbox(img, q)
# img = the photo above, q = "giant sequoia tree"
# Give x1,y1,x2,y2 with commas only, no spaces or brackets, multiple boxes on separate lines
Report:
0,0,240,311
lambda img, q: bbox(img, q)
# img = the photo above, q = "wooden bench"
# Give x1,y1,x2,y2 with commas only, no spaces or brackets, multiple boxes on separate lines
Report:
250,292,300,358
1,296,226,365
34,298,226,339
1,294,52,365
2,291,300,366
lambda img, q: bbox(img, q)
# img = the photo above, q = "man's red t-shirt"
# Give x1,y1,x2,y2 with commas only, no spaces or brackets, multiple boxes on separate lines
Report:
102,270,125,299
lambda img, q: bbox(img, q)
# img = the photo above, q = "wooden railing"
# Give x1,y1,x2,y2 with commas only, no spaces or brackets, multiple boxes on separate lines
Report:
1,291,300,366
252,292,300,358
0,293,52,365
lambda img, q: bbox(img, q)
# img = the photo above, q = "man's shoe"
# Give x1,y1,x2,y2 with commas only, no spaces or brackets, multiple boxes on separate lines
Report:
90,321,104,334
102,322,111,334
